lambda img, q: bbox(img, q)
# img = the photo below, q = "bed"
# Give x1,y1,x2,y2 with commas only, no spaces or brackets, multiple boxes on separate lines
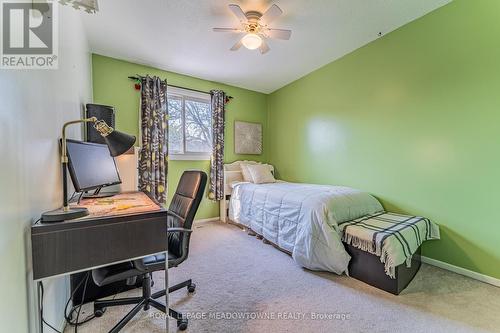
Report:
223,161,440,294
223,161,384,275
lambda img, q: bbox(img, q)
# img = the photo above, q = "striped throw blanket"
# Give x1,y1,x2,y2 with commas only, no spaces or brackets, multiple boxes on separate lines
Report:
339,212,440,278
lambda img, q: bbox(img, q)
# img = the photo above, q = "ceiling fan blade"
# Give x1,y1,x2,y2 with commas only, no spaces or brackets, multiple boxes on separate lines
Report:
213,28,241,33
260,4,283,25
259,40,270,54
230,39,243,51
266,28,292,40
228,4,248,23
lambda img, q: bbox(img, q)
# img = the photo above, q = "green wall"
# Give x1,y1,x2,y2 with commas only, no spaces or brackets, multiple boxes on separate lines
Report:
93,0,500,280
268,0,500,279
92,54,268,219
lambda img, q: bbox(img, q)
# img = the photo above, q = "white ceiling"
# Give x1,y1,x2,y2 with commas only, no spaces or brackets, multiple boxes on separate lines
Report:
82,0,451,94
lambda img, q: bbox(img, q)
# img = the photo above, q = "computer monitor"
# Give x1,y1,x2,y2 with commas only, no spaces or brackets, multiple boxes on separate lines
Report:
66,139,122,193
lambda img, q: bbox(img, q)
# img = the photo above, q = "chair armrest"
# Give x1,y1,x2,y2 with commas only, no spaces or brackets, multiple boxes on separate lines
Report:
167,227,193,234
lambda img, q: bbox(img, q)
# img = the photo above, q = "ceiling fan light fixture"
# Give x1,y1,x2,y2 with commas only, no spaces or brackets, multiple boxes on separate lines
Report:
242,33,262,50
213,4,291,54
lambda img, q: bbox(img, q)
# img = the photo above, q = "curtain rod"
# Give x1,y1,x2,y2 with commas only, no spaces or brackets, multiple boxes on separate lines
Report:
127,76,233,99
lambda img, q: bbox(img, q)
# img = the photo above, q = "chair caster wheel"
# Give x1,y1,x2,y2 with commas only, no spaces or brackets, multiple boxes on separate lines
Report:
94,307,106,317
187,283,196,293
177,318,188,331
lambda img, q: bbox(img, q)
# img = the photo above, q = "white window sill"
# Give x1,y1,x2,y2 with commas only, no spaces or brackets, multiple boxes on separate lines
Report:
169,154,211,161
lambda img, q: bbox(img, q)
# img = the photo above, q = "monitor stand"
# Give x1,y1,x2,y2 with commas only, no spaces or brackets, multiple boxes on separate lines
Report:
82,187,118,199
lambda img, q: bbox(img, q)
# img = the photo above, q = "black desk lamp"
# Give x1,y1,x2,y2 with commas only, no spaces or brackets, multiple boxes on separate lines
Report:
41,117,136,223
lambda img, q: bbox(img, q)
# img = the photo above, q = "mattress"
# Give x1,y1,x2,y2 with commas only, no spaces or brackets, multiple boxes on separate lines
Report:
229,181,384,274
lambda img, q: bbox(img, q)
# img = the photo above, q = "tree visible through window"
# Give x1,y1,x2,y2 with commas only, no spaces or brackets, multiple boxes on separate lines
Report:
167,88,212,158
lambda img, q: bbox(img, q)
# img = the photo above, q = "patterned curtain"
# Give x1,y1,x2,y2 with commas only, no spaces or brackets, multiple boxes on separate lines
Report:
209,90,226,201
138,76,168,204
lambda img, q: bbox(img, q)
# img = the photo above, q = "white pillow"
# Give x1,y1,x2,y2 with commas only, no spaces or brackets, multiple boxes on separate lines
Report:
246,164,276,184
264,163,274,174
240,163,254,182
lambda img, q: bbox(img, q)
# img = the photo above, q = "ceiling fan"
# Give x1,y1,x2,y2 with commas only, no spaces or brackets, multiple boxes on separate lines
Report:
213,3,292,54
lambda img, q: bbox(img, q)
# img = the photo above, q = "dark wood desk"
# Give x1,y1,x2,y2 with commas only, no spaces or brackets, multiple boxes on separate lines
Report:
31,191,170,332
32,192,167,280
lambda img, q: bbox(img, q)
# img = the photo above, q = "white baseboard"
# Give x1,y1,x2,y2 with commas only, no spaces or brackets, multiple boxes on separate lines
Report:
420,256,500,288
58,317,67,333
194,217,220,224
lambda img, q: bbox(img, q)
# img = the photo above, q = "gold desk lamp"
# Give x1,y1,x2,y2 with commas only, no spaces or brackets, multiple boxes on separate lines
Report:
41,117,136,223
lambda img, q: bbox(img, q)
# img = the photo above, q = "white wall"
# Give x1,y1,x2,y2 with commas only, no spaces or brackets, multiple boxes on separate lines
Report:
0,5,92,333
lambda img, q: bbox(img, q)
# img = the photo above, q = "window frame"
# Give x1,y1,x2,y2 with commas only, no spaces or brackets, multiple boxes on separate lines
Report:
167,86,212,161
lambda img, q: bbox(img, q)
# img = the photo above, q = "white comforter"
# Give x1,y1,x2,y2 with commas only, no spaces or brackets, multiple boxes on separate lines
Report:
229,182,384,274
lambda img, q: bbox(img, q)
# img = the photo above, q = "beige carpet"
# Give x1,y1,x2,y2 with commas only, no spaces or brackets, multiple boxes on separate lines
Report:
67,221,500,333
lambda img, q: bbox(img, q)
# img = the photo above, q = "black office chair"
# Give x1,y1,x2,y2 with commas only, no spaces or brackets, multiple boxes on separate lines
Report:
91,170,207,332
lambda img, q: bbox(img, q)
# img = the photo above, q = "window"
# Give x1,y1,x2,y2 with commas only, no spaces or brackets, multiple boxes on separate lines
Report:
167,87,212,160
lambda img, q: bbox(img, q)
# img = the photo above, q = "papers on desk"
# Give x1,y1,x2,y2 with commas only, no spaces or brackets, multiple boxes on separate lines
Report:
73,192,162,218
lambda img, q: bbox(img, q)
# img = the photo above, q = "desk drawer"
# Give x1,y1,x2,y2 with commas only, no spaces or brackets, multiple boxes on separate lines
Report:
32,212,167,280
